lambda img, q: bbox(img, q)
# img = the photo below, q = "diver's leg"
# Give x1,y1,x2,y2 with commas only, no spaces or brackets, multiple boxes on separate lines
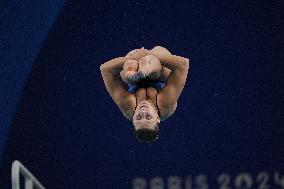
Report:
150,46,172,55
138,54,171,82
122,46,172,84
138,46,172,81
120,59,140,85
138,55,162,79
148,46,172,81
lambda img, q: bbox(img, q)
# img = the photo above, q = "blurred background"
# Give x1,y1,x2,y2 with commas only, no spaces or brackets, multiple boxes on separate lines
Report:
0,0,283,188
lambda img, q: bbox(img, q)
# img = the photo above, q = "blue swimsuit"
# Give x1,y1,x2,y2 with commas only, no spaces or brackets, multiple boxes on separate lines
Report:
127,78,166,93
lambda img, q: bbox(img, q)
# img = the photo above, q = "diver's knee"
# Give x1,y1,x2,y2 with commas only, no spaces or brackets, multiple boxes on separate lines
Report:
151,46,171,55
139,55,160,65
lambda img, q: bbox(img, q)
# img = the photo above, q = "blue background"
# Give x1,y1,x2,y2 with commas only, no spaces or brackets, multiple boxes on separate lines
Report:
0,0,283,189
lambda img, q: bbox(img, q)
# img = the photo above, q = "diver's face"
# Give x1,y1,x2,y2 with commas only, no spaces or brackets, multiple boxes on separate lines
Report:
133,100,160,130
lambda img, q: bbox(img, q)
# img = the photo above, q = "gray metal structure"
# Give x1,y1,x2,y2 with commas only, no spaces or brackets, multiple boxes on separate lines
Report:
11,160,45,189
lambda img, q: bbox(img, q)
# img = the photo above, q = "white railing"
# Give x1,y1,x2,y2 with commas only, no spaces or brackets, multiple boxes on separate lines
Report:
11,160,46,189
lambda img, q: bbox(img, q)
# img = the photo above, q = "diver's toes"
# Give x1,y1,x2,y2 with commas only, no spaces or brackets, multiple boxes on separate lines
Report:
137,72,142,78
136,73,141,79
138,70,143,77
139,73,145,78
131,75,137,81
143,72,148,78
132,75,138,81
144,70,150,77
127,76,134,82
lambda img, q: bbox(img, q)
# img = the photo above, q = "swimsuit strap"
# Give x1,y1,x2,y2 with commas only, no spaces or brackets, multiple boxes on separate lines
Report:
134,94,137,114
156,94,161,117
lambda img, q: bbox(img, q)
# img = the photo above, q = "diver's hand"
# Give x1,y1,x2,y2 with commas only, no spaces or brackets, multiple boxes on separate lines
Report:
126,47,149,60
121,59,141,84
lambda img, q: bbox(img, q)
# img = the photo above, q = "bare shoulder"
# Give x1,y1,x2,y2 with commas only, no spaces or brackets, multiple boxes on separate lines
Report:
157,95,177,121
157,61,189,109
101,70,136,121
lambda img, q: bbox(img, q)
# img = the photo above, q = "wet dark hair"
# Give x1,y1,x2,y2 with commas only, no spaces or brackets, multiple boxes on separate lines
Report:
134,127,159,143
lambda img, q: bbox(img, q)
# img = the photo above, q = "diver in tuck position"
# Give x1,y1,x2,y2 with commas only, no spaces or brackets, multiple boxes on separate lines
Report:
100,46,190,142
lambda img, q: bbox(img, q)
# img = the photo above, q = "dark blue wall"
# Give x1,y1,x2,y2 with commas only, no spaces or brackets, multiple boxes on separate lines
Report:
1,1,283,189
0,0,64,161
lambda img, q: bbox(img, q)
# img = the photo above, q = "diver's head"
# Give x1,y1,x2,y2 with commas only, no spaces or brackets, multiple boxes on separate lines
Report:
133,100,160,142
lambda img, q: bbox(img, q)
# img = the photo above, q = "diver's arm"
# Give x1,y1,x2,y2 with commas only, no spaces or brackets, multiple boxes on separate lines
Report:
100,56,129,75
156,54,190,107
100,57,136,115
152,53,189,71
